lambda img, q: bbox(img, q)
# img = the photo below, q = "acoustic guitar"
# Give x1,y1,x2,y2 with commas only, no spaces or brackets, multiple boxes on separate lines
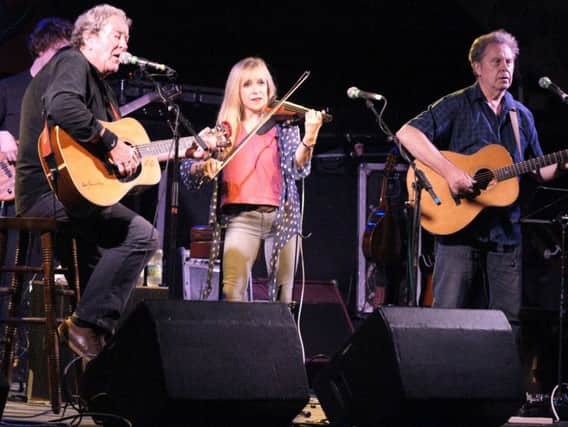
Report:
406,143,568,235
362,148,402,264
38,117,230,212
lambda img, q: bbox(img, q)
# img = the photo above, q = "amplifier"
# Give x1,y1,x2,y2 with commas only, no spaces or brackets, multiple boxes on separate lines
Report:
180,249,220,300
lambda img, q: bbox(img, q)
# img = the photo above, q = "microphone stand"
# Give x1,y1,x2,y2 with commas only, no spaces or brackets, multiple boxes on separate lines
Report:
521,189,568,415
363,99,440,306
556,213,568,393
143,70,207,299
164,105,207,299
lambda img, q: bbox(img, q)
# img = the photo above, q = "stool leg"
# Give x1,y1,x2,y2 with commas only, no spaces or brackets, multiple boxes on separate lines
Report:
40,230,61,414
70,237,80,307
0,228,12,382
1,230,26,386
65,235,83,402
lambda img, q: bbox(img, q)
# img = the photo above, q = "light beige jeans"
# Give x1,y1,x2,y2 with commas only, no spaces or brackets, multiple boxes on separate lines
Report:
221,210,299,302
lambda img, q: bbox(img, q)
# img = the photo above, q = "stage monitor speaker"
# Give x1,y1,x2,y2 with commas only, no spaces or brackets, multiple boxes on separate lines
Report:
313,307,523,427
80,300,309,427
119,284,169,329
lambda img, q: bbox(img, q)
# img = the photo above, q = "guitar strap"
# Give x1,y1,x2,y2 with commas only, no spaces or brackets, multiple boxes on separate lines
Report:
38,117,52,157
509,109,522,160
38,116,60,192
100,79,122,121
109,102,121,121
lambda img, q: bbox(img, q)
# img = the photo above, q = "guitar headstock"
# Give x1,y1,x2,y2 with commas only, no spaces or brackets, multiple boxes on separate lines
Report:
213,121,232,152
384,147,399,175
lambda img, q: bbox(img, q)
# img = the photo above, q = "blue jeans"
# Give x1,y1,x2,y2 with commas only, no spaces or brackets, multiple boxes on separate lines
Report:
433,242,522,329
22,192,160,334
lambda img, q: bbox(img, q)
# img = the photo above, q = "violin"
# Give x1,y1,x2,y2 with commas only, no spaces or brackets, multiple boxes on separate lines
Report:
266,99,333,123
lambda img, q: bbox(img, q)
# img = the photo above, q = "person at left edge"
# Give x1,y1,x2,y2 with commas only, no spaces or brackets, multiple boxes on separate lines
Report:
0,16,72,304
16,3,217,363
0,16,72,388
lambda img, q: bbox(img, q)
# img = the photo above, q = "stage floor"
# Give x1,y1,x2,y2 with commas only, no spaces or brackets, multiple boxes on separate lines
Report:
1,396,563,427
1,395,329,426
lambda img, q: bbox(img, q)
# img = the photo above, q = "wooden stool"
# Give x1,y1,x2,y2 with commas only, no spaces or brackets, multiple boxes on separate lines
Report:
0,217,80,414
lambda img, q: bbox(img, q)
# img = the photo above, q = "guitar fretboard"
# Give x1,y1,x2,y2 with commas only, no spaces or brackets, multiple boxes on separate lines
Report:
495,149,568,181
137,136,197,158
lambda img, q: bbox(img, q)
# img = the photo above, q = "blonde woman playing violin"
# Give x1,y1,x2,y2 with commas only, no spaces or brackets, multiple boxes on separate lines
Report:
181,56,324,303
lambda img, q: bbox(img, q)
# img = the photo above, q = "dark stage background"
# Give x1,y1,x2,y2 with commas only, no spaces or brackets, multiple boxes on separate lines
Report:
2,0,568,313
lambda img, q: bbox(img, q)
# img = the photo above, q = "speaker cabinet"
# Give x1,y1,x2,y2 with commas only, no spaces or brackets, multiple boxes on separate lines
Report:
119,285,169,329
313,307,523,427
80,300,309,427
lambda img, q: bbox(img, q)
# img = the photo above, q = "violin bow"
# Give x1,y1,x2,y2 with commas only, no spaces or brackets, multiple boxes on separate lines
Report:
208,70,311,179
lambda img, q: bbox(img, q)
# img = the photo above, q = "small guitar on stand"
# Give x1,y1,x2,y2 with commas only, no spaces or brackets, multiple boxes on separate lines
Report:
362,148,404,305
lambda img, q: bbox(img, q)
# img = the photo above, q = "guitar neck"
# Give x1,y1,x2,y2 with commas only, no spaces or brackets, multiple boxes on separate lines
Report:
137,136,197,159
496,148,568,181
378,151,399,206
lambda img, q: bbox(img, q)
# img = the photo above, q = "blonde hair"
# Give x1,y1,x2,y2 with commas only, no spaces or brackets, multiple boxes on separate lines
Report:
217,57,277,141
71,4,131,48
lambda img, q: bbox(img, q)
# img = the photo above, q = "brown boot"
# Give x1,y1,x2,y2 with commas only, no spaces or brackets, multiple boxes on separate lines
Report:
57,317,102,362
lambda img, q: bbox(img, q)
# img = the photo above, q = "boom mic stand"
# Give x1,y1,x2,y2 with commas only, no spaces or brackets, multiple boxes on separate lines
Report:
362,99,440,306
547,212,568,421
143,70,207,299
557,213,567,395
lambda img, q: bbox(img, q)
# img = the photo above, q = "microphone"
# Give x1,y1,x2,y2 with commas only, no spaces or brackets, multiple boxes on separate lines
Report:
347,86,384,102
119,52,176,75
538,76,568,103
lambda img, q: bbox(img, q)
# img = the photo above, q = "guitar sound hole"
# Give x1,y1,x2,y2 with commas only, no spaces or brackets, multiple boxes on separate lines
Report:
473,168,493,190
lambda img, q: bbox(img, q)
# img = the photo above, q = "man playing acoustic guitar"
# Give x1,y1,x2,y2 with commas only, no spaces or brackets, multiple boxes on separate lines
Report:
16,4,218,362
395,29,565,344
